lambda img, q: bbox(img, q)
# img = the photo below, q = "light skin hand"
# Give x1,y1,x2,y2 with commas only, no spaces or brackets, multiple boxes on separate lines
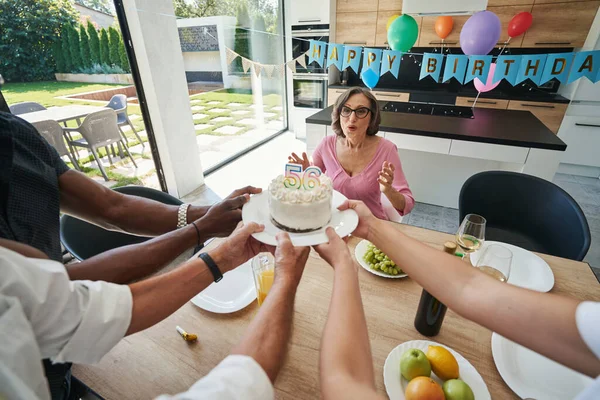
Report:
337,200,380,241
287,152,310,170
314,227,353,269
209,222,272,273
378,161,395,193
273,232,310,287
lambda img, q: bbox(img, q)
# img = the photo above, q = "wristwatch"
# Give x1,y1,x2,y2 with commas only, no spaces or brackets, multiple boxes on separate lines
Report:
177,204,191,228
198,252,223,282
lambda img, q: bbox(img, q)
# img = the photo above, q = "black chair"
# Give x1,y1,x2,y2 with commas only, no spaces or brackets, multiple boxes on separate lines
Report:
60,186,183,261
459,171,591,261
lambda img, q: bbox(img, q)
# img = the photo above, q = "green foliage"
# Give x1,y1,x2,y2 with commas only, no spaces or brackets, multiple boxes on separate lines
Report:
74,0,113,15
87,21,101,65
108,27,121,67
119,39,130,72
62,28,73,73
78,63,125,74
0,0,78,82
79,24,91,69
53,41,65,73
68,25,82,71
99,28,110,65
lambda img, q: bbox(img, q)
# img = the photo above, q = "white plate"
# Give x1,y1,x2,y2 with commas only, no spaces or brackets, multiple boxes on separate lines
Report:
354,239,408,279
470,241,554,292
384,340,491,400
242,190,359,246
492,333,594,399
190,259,256,313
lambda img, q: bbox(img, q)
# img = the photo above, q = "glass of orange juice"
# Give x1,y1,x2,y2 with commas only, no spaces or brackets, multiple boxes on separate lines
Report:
252,253,275,306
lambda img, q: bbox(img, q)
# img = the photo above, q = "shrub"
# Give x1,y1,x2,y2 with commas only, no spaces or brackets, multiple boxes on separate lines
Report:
100,28,110,65
87,21,101,65
68,25,82,71
53,40,65,73
119,39,130,72
78,63,126,74
108,27,121,67
62,28,73,73
79,24,91,69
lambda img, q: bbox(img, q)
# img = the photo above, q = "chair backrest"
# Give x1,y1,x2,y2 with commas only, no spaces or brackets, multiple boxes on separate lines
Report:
9,101,46,115
106,94,128,114
459,171,591,261
381,193,403,223
31,120,70,158
79,109,121,147
60,186,183,260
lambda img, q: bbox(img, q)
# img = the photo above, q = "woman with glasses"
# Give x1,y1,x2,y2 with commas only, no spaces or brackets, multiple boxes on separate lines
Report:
289,87,414,220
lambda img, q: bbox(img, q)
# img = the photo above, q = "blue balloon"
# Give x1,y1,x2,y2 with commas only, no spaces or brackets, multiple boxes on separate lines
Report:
361,68,379,89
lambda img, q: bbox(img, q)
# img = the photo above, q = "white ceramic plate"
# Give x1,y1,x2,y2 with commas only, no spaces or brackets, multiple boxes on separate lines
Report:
354,239,408,279
491,333,594,399
384,340,491,400
190,259,256,313
470,241,554,292
242,191,359,246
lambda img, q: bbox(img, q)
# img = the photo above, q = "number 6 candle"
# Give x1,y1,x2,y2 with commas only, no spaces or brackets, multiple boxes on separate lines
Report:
284,163,322,190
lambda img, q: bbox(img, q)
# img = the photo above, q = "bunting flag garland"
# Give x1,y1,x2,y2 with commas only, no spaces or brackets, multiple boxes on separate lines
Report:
242,57,252,73
540,53,574,85
286,60,296,73
296,53,307,69
226,48,239,65
443,54,468,83
308,40,327,67
465,56,493,84
515,54,547,85
420,53,444,82
262,64,275,78
381,50,402,79
274,64,285,78
253,63,262,78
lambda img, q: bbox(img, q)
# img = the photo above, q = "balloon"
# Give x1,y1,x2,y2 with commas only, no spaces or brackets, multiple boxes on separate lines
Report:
508,12,533,38
387,14,419,52
386,14,400,31
435,16,454,40
474,63,500,93
361,68,379,90
460,11,501,55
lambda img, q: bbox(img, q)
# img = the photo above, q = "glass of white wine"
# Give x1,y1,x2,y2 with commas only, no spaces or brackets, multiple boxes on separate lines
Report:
474,244,512,283
456,214,486,262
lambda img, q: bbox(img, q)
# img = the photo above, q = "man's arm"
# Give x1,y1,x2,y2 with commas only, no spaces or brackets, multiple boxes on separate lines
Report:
0,239,49,259
315,228,384,400
58,169,261,237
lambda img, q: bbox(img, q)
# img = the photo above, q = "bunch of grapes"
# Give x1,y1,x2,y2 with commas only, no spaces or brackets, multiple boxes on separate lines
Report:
363,243,403,276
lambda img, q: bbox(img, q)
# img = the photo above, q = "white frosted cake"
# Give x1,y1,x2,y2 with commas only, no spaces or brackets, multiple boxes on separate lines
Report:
268,173,333,232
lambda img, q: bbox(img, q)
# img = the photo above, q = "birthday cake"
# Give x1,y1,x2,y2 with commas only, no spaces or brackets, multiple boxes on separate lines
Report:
268,165,333,232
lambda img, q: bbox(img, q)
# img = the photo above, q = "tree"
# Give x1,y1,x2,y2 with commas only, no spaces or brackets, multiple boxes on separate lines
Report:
173,0,237,18
87,20,101,65
99,28,110,65
0,0,78,81
79,24,91,68
68,25,82,71
53,41,65,73
62,27,73,73
108,27,121,67
75,0,113,15
119,39,130,72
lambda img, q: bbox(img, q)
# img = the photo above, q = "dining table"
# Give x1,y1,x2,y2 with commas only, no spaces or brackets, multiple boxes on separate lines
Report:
18,105,108,124
72,223,600,399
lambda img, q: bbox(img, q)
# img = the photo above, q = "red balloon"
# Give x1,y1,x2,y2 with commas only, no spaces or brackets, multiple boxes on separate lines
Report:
507,12,533,38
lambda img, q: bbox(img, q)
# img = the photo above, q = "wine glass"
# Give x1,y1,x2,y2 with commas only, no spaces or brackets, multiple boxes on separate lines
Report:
474,244,512,283
455,214,486,262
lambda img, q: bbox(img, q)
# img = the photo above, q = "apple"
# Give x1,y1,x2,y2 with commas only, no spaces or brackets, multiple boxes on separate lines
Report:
443,379,475,400
400,349,432,381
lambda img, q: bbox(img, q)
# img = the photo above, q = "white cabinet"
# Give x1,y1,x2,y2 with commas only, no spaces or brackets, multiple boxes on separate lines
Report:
558,115,600,168
290,0,330,25
449,140,529,163
384,132,451,154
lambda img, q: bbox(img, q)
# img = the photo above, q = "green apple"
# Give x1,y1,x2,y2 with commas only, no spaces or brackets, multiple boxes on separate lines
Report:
399,348,431,381
443,379,475,400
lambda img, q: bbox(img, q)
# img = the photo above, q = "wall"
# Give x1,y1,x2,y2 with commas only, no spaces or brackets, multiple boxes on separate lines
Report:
74,4,115,29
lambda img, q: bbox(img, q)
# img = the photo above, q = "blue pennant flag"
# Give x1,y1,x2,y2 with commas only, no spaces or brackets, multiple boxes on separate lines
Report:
596,64,600,84
568,51,600,84
539,53,574,85
326,43,344,71
381,50,402,78
362,48,383,74
494,55,522,86
420,53,444,82
443,55,468,84
465,56,492,84
342,45,362,74
516,54,547,85
308,40,327,67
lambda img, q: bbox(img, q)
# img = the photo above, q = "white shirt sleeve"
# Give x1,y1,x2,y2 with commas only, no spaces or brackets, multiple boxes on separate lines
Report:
155,355,274,400
574,301,600,400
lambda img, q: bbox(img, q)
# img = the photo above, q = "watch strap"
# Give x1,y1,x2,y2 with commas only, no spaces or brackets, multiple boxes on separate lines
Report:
177,204,190,228
198,252,223,283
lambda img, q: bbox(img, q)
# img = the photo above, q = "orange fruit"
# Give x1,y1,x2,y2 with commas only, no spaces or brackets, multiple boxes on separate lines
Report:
405,377,445,400
426,345,459,381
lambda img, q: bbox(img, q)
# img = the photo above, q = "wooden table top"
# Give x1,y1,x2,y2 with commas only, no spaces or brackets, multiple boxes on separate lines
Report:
19,105,108,124
73,223,600,399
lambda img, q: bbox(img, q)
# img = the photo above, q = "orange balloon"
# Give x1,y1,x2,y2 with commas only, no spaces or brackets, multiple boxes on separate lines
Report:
386,14,400,31
435,16,454,39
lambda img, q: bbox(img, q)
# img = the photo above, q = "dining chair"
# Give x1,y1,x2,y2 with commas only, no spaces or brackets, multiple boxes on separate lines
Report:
459,171,591,261
106,94,144,149
9,101,46,115
60,186,184,261
31,120,80,171
382,193,403,223
64,109,137,181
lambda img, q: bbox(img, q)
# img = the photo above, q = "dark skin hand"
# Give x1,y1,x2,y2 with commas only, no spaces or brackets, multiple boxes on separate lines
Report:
0,239,49,259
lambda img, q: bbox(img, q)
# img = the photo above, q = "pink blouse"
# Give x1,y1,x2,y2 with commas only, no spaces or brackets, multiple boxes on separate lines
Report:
312,135,414,220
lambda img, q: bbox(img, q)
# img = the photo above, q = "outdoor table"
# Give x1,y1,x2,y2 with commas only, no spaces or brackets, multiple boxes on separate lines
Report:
18,105,108,124
73,223,600,399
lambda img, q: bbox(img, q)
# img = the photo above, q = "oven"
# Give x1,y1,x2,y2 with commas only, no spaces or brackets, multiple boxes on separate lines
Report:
293,73,328,109
291,24,329,74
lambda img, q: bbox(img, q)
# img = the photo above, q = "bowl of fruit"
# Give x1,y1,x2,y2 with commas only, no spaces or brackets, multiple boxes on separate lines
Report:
354,240,408,278
383,340,490,400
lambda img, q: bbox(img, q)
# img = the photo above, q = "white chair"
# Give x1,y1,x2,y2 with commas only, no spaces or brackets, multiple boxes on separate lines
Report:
31,120,79,170
381,193,403,223
9,101,46,115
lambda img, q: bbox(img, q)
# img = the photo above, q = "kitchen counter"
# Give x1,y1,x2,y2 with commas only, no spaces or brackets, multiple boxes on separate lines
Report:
307,105,567,151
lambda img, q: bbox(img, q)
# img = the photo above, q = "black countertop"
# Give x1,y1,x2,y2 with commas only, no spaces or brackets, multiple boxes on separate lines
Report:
306,105,567,151
328,84,571,104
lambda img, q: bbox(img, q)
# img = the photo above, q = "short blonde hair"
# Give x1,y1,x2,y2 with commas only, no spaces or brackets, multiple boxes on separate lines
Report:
331,87,381,137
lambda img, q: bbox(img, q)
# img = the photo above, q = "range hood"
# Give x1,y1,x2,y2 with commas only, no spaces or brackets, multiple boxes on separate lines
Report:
402,0,488,16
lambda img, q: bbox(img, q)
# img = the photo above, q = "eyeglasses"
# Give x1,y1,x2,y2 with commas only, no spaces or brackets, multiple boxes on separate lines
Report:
340,106,371,119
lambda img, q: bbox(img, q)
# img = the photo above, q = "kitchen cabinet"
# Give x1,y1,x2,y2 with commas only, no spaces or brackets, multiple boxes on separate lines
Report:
507,100,568,134
337,0,378,13
455,97,510,109
372,90,410,102
521,1,600,48
378,0,402,11
534,0,598,4
487,0,533,5
449,140,530,163
328,88,347,106
418,16,469,48
336,12,377,46
376,11,422,46
488,5,534,47
558,115,600,167
289,0,329,25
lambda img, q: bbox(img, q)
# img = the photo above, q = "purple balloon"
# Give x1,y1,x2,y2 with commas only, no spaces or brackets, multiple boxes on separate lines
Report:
460,11,501,55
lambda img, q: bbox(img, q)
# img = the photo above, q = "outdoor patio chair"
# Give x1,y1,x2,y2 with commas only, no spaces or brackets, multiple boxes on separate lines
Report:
106,94,144,149
64,109,137,181
9,101,46,115
31,120,79,171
